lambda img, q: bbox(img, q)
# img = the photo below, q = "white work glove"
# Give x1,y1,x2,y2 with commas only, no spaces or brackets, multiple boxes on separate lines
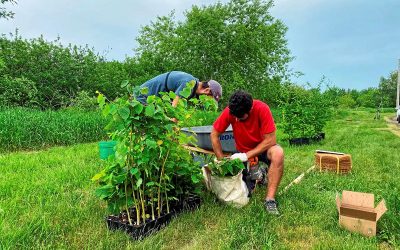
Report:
230,153,248,162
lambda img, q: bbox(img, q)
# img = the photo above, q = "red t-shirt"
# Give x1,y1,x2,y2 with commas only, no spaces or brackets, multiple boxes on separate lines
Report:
213,100,276,152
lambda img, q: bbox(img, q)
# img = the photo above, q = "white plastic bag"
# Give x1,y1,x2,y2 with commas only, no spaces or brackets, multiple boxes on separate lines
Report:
202,167,249,208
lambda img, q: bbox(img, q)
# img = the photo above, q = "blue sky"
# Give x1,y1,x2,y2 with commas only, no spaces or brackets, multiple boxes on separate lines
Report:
1,0,399,90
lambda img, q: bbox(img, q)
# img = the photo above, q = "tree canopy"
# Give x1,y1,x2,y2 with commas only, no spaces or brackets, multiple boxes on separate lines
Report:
0,0,17,20
133,0,292,104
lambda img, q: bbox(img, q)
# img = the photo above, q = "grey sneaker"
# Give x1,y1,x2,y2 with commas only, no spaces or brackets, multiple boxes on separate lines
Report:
264,200,279,215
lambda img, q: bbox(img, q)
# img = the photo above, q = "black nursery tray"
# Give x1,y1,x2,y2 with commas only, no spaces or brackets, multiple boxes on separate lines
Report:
105,195,201,240
289,132,325,146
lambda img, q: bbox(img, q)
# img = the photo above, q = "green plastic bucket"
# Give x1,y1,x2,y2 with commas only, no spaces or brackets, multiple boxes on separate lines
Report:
99,140,117,160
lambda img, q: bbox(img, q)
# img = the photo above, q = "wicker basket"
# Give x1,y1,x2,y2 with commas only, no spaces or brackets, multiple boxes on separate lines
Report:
315,153,352,174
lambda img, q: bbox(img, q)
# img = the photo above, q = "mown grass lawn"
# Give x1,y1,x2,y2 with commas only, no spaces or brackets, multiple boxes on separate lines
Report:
0,109,399,249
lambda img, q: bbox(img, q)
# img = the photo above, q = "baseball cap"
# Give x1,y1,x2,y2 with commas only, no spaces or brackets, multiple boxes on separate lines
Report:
208,80,222,102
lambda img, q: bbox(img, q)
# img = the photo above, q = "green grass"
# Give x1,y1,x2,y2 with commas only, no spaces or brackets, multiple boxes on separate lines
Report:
0,107,107,152
0,110,399,249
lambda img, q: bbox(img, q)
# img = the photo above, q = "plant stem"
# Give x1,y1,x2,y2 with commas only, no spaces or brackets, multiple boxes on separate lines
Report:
128,125,141,225
151,192,155,220
132,185,140,225
139,189,144,222
164,188,169,214
157,149,170,216
124,182,132,225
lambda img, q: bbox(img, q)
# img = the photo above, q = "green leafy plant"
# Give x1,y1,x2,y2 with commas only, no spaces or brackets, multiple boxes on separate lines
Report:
68,90,97,111
208,158,244,177
92,81,217,226
279,83,332,140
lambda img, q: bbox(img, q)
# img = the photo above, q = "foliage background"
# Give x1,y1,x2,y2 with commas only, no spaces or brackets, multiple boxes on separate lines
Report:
1,0,398,111
0,0,398,150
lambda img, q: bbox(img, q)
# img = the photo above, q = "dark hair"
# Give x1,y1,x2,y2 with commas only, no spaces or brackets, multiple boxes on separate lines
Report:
229,90,253,118
201,81,209,89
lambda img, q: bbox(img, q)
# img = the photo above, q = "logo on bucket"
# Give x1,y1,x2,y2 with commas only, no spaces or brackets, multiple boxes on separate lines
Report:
219,134,234,141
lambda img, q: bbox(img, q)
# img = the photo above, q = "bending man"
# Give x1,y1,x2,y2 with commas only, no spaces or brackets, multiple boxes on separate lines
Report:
211,90,284,215
136,71,222,107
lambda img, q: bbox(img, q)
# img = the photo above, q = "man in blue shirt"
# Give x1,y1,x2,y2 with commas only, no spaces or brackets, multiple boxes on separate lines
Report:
136,71,222,107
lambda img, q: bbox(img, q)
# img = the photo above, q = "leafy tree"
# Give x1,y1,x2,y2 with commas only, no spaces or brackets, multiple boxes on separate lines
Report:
0,0,16,20
356,87,379,108
279,83,332,140
133,0,292,104
338,94,357,108
0,32,128,109
378,71,398,107
323,86,346,108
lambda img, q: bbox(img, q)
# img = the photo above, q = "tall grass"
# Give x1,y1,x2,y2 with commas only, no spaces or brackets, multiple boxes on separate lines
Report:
0,107,107,152
0,110,399,249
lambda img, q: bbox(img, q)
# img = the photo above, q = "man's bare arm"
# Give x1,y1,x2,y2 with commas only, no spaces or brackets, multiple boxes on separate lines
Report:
211,127,224,159
245,132,277,159
171,96,180,107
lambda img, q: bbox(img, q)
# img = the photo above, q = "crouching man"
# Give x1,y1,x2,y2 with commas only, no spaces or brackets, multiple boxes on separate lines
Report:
210,90,284,215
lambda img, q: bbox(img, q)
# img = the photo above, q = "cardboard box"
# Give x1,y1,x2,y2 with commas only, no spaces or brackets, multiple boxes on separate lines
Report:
336,191,387,237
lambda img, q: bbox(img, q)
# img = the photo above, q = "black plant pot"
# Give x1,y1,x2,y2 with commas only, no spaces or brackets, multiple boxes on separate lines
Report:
289,137,311,146
105,195,201,240
289,132,326,146
312,132,325,142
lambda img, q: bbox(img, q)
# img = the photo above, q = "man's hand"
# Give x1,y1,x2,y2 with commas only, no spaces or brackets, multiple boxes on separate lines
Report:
213,157,222,164
230,153,248,162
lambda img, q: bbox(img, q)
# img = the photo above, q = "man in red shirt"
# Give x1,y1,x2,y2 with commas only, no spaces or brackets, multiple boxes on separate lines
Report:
211,90,284,215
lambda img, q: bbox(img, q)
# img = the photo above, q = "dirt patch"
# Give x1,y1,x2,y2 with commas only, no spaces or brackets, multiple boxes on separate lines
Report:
381,116,400,137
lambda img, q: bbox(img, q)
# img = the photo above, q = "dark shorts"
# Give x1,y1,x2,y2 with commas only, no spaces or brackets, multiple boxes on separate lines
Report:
242,146,279,195
258,151,271,167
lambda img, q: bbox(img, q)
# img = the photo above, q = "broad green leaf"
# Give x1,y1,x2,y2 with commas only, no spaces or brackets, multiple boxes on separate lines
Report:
146,181,155,187
131,101,144,114
165,124,173,132
162,93,171,101
136,178,143,188
145,104,155,116
187,80,195,88
97,93,105,108
145,139,157,148
130,168,139,175
227,164,233,174
113,174,126,184
140,87,149,95
95,185,115,200
191,175,200,183
109,104,117,115
102,104,110,117
168,91,176,99
179,88,191,99
118,107,130,120
91,170,106,181
147,95,156,104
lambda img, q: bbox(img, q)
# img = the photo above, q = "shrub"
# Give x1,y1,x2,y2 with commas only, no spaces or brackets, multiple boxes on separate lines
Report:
0,76,39,108
68,90,98,111
279,84,332,140
92,81,217,224
0,33,129,109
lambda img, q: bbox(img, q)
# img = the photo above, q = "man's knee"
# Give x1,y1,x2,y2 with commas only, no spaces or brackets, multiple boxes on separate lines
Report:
269,145,284,166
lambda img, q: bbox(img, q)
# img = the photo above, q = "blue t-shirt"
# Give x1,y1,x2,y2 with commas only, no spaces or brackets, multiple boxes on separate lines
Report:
136,71,198,103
